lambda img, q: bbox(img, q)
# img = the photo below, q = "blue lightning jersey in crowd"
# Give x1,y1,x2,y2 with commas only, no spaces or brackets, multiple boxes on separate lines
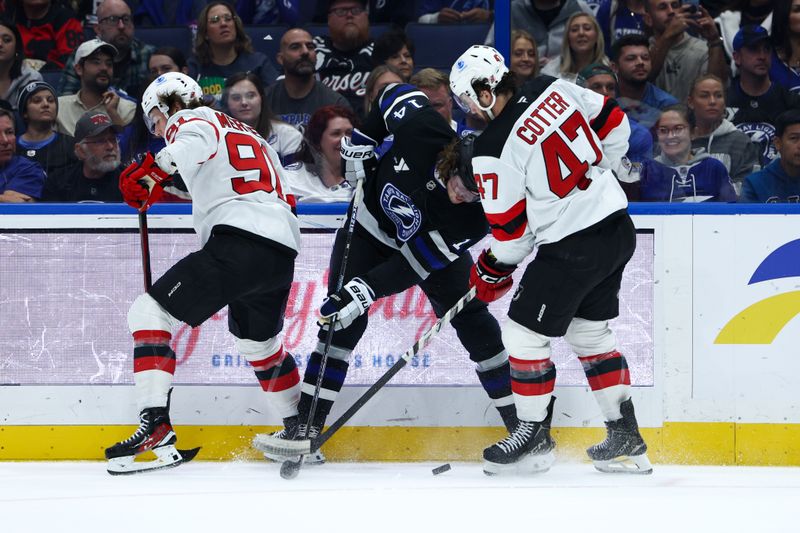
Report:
639,154,737,202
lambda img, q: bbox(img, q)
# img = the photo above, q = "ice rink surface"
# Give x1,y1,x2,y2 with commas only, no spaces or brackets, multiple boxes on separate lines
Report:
1,460,797,532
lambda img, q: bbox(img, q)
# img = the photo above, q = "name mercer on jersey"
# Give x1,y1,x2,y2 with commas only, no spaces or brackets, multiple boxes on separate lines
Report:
165,111,263,143
515,90,571,145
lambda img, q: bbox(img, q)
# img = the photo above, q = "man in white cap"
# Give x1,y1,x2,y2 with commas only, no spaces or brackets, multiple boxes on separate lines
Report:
56,38,137,136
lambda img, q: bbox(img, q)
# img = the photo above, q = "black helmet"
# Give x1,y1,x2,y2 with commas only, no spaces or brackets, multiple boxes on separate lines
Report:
456,133,478,193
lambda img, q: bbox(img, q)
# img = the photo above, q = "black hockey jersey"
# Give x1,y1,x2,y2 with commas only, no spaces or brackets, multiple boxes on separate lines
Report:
313,35,374,118
353,83,490,297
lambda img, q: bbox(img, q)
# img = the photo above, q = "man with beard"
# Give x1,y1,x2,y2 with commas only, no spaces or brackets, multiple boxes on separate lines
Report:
265,28,352,131
611,34,677,129
727,26,800,168
58,0,156,98
43,111,124,202
313,0,374,118
57,39,137,137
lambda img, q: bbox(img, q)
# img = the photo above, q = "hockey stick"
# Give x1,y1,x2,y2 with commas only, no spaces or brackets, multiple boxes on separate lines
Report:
138,210,153,290
263,286,477,457
280,178,365,478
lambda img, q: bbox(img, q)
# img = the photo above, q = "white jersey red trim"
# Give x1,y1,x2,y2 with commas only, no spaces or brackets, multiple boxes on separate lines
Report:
472,77,630,265
158,107,301,252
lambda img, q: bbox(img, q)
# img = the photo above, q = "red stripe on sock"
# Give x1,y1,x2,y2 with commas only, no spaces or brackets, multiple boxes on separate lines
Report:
133,330,172,344
511,377,555,396
260,368,300,392
134,356,176,374
586,368,631,391
577,350,622,365
509,356,552,373
249,346,284,369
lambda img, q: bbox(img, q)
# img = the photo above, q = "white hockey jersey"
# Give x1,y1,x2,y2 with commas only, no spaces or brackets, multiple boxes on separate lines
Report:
282,162,354,203
157,107,301,252
472,77,630,265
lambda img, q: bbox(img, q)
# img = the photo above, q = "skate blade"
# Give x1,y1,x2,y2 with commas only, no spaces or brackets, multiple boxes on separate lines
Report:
107,445,201,476
483,450,555,476
252,432,312,455
262,450,326,465
593,452,653,475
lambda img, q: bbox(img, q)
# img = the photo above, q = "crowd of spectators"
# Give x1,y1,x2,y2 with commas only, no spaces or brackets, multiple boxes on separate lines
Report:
0,0,798,205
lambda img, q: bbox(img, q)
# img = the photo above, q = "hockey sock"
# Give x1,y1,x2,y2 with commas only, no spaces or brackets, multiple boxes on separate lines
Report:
248,344,301,419
298,350,350,427
509,356,556,423
132,330,176,411
475,361,516,426
578,350,631,421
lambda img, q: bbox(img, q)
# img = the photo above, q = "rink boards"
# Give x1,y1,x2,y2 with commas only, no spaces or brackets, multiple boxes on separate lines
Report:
1,203,799,464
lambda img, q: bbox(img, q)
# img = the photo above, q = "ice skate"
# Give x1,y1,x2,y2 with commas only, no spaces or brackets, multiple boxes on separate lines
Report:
483,397,556,476
253,415,326,465
105,406,200,475
498,404,520,434
588,398,653,475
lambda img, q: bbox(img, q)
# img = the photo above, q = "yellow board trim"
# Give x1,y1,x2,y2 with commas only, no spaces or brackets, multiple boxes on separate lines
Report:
714,290,800,344
2,423,799,465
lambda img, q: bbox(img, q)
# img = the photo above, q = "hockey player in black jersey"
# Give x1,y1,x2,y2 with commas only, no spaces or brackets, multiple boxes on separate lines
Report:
254,82,518,461
450,45,652,475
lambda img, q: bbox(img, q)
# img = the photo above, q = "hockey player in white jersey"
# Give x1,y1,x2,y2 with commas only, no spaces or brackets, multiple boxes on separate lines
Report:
106,72,302,474
450,46,652,475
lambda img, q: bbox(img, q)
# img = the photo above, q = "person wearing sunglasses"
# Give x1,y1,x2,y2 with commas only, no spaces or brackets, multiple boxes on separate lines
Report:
188,1,278,104
59,0,157,99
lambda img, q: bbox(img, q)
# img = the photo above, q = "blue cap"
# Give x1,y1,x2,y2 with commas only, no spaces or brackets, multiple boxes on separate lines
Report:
732,25,770,52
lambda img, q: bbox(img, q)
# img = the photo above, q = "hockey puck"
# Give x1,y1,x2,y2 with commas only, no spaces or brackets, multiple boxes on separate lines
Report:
432,463,451,475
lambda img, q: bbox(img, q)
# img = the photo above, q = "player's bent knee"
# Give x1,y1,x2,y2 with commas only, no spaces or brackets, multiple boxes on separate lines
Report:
127,293,179,334
564,318,616,356
474,349,509,371
501,319,551,359
236,336,282,362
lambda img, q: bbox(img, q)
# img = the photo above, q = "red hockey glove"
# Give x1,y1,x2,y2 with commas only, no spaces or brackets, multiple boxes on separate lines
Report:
470,249,516,303
119,153,171,211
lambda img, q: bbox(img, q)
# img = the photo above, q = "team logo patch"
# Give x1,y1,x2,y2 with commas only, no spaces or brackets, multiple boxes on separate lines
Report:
736,122,777,163
380,183,421,242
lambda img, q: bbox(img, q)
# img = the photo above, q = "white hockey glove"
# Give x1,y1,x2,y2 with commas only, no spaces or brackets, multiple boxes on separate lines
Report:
319,277,376,331
340,132,375,186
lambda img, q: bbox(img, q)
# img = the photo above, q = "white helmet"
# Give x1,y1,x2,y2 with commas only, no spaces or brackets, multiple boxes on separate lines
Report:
141,72,203,132
450,45,509,119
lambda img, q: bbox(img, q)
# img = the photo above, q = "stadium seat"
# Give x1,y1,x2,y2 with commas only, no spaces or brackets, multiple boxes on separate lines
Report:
245,25,288,70
307,23,392,40
136,26,195,59
405,23,491,71
40,70,61,89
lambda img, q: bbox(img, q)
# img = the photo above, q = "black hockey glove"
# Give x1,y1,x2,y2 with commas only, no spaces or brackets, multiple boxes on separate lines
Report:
319,277,376,330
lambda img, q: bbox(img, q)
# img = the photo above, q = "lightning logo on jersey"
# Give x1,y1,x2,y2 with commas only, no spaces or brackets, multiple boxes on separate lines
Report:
380,183,421,242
